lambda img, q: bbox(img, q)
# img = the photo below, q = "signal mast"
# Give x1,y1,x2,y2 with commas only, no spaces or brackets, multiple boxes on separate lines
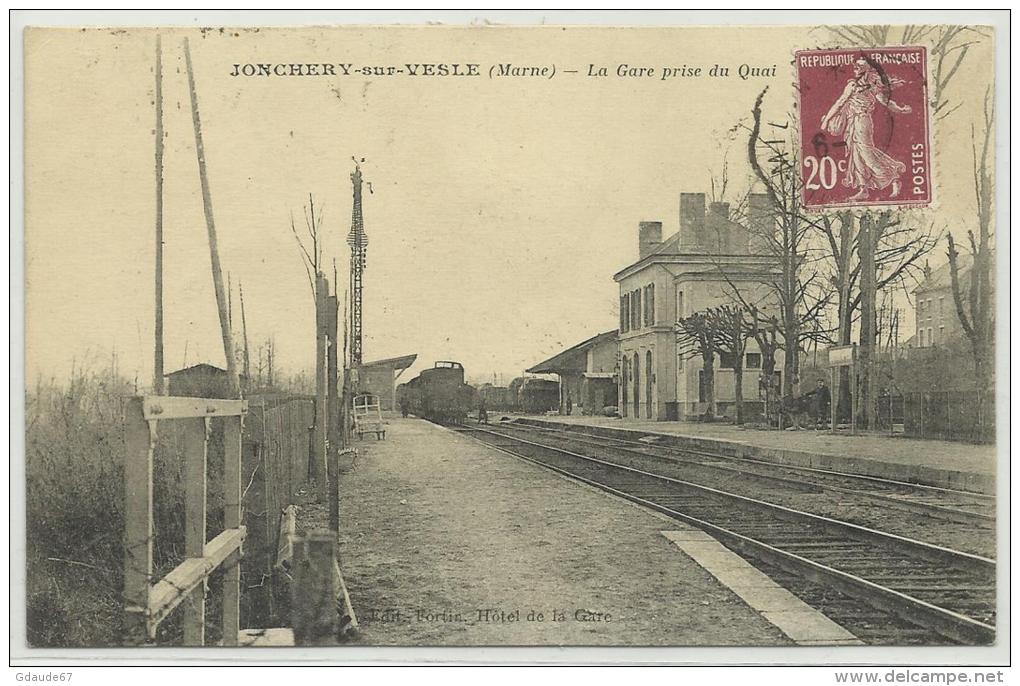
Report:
347,160,368,367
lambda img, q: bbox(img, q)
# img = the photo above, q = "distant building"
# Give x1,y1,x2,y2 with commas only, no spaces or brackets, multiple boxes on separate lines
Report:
911,256,972,348
526,330,618,415
614,192,782,421
165,363,247,398
356,354,418,410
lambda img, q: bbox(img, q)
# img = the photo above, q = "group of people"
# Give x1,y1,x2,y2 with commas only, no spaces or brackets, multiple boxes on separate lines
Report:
777,379,832,429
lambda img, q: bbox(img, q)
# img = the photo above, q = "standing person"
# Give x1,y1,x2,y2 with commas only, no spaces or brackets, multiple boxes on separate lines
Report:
813,379,831,428
821,56,912,202
478,395,488,424
399,396,410,418
565,393,573,416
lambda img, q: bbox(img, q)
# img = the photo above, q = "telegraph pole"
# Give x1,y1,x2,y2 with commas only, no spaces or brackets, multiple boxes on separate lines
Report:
153,34,165,394
184,37,239,397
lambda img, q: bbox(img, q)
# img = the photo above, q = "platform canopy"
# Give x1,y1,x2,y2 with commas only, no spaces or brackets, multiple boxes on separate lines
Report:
360,353,417,371
526,330,617,375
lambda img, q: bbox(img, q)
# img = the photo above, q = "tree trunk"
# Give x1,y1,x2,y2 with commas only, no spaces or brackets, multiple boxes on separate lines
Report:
857,214,877,429
761,347,777,425
733,311,745,424
733,355,744,424
702,349,716,421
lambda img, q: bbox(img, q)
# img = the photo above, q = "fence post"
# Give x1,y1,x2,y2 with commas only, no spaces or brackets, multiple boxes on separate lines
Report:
314,273,328,496
182,417,210,646
123,398,156,645
221,414,242,646
291,531,338,645
326,295,340,533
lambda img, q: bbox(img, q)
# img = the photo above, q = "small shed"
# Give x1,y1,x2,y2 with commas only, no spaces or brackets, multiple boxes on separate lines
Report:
165,363,246,399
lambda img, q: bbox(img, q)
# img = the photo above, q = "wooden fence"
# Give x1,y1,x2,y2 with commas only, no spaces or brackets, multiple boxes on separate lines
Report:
123,396,246,646
879,390,996,443
241,395,315,626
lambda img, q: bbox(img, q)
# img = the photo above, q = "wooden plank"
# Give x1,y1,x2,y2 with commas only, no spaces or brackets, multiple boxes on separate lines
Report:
275,505,298,570
238,628,295,647
142,395,246,420
221,415,242,646
182,417,209,646
123,398,155,644
148,527,246,628
334,558,359,637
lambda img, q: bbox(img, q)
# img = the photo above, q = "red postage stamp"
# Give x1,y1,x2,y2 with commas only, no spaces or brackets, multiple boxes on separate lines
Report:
795,46,932,210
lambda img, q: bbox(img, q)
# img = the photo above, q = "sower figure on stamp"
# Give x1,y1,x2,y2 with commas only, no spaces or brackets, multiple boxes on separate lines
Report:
821,56,912,202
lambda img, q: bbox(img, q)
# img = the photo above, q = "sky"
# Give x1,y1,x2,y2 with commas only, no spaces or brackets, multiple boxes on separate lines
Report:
24,25,997,387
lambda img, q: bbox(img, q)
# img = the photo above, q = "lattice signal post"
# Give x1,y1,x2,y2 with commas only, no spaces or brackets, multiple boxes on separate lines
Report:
347,163,368,367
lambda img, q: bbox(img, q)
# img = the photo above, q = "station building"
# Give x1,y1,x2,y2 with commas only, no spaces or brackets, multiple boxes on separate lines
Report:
615,192,783,421
526,329,618,415
356,354,418,410
910,256,973,349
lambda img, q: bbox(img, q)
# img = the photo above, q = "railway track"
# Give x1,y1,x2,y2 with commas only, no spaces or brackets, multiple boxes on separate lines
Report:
453,423,996,646
509,419,995,527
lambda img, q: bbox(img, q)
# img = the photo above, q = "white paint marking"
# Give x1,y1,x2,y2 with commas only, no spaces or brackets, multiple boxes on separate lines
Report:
662,530,864,646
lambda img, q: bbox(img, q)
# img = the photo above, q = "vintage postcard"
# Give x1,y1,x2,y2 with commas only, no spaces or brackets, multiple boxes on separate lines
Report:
16,14,1006,666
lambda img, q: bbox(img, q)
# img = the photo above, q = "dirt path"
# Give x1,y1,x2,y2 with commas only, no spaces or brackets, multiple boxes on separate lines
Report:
332,417,790,646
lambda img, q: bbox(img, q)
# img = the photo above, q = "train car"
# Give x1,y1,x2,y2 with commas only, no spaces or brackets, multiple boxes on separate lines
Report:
518,377,560,414
476,383,513,413
507,377,527,412
397,361,475,424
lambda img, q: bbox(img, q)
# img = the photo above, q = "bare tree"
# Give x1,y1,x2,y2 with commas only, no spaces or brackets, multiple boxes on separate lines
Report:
748,305,783,424
707,305,752,424
290,194,326,299
948,90,995,400
676,311,720,421
816,209,939,427
745,88,834,397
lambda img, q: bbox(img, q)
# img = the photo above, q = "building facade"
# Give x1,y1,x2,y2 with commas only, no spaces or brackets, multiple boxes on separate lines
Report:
356,354,417,410
614,192,782,421
526,330,618,415
911,257,972,348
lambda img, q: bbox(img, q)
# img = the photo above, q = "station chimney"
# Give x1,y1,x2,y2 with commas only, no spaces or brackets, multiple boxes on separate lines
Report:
679,192,706,250
747,193,775,255
708,201,731,253
638,221,663,259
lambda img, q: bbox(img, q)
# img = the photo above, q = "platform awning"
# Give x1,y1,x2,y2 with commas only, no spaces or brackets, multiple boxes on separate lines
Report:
360,353,417,371
526,330,617,375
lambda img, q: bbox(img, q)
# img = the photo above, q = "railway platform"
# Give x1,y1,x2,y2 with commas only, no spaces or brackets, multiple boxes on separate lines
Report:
333,417,857,646
514,415,996,494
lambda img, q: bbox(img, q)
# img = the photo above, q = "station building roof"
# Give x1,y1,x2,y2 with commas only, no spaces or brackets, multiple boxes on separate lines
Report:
360,353,418,370
526,330,617,375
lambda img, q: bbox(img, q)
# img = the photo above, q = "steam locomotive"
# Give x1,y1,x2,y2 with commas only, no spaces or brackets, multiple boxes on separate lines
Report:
397,361,476,424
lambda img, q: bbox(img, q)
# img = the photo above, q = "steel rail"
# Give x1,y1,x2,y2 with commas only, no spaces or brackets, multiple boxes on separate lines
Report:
457,425,996,645
509,420,995,524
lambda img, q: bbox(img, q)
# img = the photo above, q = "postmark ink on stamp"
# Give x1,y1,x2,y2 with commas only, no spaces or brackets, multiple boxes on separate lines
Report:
795,46,932,210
